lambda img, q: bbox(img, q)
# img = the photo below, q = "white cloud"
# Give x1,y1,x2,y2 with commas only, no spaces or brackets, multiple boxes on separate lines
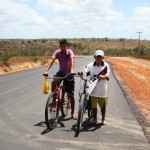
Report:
131,7,150,26
11,0,29,3
89,5,150,39
126,6,150,39
36,0,123,38
0,0,150,39
37,0,123,22
0,0,52,38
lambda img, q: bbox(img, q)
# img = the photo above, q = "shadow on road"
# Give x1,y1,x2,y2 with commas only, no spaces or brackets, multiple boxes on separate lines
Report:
34,116,103,136
34,116,73,135
34,121,51,134
34,121,46,128
71,119,103,137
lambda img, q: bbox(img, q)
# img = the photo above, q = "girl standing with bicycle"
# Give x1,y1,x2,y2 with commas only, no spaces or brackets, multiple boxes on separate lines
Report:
43,39,76,119
85,50,110,125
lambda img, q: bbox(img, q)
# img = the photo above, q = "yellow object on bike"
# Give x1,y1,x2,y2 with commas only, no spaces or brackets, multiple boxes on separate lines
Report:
43,78,50,94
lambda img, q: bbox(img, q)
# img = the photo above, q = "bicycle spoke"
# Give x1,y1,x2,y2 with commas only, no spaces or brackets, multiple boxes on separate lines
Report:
77,95,84,132
45,92,59,130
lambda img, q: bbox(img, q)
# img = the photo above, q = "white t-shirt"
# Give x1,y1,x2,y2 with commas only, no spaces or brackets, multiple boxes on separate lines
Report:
86,61,110,98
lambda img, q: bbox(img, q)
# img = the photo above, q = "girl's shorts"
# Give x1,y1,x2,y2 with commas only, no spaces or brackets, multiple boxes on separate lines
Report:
90,96,108,109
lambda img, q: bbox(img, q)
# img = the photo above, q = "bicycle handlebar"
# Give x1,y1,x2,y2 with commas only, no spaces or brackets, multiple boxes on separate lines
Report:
43,72,98,81
44,73,78,80
75,72,96,81
44,74,68,80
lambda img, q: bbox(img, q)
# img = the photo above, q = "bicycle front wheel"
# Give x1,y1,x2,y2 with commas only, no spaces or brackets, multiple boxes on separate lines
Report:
77,94,85,132
45,92,60,130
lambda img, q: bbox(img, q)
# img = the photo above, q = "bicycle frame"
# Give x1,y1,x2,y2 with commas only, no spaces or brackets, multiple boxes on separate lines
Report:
46,75,67,105
79,78,89,112
76,74,90,132
45,74,70,130
54,79,65,106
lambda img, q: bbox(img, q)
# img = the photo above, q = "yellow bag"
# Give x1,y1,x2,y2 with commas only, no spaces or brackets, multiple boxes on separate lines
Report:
43,78,50,94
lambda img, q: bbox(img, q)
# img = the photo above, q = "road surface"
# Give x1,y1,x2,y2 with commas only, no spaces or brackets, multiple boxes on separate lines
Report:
0,56,149,150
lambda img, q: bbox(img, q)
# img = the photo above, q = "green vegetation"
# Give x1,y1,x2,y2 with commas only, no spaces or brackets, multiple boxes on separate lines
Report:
105,46,150,56
0,38,150,65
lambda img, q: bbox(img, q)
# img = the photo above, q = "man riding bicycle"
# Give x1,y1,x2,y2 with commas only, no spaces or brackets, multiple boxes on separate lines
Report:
43,39,76,119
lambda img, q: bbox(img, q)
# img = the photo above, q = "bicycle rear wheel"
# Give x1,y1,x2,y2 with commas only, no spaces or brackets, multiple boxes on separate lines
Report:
45,92,60,130
77,94,85,132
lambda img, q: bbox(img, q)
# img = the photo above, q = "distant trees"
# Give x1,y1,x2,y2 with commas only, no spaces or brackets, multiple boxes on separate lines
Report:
105,46,150,58
0,38,150,66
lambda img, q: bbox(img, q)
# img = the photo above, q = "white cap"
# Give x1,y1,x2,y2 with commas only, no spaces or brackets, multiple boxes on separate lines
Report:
95,50,104,57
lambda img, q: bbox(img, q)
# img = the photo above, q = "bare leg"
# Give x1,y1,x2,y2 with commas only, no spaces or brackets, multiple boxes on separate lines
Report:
60,87,65,106
101,103,106,125
92,108,97,120
69,95,76,118
91,99,97,123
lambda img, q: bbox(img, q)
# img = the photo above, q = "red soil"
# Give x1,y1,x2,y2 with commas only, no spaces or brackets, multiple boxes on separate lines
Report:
107,57,150,122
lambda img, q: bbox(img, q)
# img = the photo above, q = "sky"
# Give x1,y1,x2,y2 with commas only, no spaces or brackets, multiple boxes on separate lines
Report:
0,0,150,40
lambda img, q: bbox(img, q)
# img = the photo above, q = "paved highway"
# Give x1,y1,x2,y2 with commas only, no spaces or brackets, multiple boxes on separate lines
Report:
0,56,149,150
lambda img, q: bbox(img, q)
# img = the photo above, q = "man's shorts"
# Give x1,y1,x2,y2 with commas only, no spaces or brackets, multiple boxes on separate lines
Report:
90,96,108,109
56,72,75,96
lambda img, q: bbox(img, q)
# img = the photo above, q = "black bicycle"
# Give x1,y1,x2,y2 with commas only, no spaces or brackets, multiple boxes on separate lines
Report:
76,73,92,132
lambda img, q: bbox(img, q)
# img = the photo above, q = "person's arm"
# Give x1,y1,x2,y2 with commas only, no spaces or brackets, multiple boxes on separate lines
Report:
43,58,56,75
99,64,110,80
99,74,108,79
70,57,74,73
69,49,75,74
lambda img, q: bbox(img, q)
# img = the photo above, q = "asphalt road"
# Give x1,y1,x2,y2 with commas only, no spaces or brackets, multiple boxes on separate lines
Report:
0,56,149,150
